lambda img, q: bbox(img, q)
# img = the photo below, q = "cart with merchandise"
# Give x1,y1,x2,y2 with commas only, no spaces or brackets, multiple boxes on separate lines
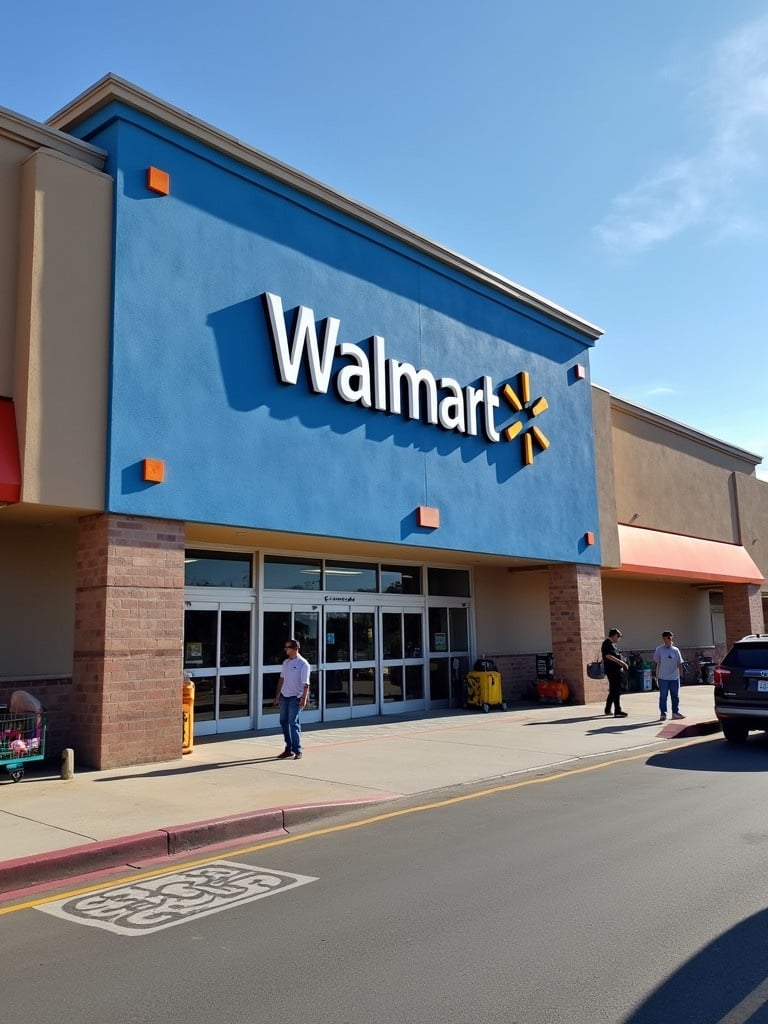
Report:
0,707,46,782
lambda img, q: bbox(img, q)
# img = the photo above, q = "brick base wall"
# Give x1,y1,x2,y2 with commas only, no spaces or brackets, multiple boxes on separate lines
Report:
723,583,765,650
72,514,185,769
548,563,605,704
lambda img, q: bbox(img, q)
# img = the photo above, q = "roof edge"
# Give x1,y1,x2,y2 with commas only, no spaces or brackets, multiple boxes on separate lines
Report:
610,394,763,468
0,104,106,169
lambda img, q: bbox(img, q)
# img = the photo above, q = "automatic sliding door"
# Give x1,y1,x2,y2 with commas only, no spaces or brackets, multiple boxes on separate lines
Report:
323,607,377,719
381,607,425,712
428,604,469,706
184,601,253,735
261,607,320,725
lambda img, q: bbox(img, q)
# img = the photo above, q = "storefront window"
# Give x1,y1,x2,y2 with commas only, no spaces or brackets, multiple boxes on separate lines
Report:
427,567,470,597
185,550,252,588
325,560,378,592
263,556,321,591
381,564,422,594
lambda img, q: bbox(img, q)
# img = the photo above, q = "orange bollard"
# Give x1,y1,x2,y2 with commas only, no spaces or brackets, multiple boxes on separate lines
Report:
182,677,195,754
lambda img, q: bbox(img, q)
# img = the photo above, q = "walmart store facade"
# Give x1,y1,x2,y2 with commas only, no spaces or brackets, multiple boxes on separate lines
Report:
1,77,765,768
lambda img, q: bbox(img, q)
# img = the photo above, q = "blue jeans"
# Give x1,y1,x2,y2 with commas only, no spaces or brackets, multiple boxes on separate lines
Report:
279,694,302,754
658,679,680,715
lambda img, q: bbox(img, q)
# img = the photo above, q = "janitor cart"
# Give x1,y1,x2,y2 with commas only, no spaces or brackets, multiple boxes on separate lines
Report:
464,658,507,713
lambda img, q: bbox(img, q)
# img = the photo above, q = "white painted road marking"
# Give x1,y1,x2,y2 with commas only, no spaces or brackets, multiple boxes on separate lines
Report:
37,861,317,936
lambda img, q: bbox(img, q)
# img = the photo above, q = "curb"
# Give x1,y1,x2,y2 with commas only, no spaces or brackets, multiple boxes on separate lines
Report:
0,796,394,894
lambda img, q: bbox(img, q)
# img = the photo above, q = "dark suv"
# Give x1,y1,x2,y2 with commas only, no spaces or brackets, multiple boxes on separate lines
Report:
714,635,768,743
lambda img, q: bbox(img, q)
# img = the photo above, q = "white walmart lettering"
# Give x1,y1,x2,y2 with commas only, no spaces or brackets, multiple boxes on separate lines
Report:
264,293,501,443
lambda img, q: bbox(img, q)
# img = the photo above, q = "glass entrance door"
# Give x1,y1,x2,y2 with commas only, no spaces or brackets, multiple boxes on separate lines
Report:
261,604,378,723
323,606,377,720
183,601,253,734
427,604,470,706
381,606,425,712
261,607,320,725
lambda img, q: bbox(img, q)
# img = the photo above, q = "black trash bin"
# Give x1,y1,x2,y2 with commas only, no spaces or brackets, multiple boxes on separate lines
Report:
699,661,715,684
535,653,554,680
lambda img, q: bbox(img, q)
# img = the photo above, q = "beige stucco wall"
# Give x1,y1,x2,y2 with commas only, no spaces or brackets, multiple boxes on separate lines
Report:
474,565,551,653
610,404,749,543
13,148,112,510
0,523,77,678
591,386,620,567
602,577,715,652
733,473,768,580
0,135,28,394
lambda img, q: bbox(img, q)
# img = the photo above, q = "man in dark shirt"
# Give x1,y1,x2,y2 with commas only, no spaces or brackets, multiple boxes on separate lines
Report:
601,628,629,718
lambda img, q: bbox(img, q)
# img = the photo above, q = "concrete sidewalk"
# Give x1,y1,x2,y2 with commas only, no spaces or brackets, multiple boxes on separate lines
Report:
0,686,721,893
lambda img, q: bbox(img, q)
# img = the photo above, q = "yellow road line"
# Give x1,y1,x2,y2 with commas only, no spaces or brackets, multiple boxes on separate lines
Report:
0,737,707,917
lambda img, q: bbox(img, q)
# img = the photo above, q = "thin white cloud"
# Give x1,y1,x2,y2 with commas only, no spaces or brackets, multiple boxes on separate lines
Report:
645,386,678,397
595,13,768,252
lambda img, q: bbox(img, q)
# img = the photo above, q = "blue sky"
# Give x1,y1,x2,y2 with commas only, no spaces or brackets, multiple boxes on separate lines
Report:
4,1,768,477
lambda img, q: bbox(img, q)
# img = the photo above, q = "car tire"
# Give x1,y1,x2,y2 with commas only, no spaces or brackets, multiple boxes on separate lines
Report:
721,720,749,744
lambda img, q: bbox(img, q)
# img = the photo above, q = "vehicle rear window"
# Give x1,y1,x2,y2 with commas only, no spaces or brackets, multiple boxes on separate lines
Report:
723,643,768,669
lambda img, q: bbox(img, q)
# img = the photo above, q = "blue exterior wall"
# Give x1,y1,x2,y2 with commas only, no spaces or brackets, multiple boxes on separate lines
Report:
74,102,601,564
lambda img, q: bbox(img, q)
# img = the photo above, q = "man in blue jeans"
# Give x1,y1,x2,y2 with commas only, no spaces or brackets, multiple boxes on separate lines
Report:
274,638,310,760
653,630,684,722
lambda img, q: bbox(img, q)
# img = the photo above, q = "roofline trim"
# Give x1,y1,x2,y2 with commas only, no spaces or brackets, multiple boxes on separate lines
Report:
610,393,763,467
47,74,602,341
0,104,106,169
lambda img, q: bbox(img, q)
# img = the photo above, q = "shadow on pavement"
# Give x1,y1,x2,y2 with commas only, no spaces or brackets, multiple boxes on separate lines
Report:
523,714,606,726
586,720,664,735
624,906,768,1024
93,755,286,781
646,733,768,772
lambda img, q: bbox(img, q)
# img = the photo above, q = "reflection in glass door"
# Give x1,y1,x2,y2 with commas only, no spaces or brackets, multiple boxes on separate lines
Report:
381,607,425,711
428,605,470,706
261,605,379,723
324,607,377,720
183,601,252,734
261,607,320,725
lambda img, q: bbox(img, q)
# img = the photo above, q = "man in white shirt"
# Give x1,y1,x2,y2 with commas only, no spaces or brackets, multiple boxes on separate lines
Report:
652,630,684,722
274,638,311,760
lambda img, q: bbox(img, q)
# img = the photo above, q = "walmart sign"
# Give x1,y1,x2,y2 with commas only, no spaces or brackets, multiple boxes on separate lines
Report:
263,292,550,464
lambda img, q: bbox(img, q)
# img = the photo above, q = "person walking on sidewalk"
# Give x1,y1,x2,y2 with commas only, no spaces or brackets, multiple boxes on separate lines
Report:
602,628,629,718
274,638,310,760
653,630,684,722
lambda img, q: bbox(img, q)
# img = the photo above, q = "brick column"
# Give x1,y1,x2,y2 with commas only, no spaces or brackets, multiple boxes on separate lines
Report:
72,514,185,769
722,583,765,650
548,563,605,704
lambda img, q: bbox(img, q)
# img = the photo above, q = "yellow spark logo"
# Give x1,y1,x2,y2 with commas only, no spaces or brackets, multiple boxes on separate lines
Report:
501,371,550,465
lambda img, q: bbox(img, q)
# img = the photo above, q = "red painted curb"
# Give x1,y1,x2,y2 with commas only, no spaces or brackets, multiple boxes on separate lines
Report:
0,830,168,893
165,809,285,855
0,796,398,894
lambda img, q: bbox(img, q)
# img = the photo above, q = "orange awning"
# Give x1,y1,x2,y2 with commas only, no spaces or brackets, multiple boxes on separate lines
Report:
618,524,763,584
0,398,21,504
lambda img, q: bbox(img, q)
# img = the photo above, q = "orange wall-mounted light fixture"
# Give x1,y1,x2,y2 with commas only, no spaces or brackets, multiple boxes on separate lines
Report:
417,506,440,529
143,458,166,483
584,531,595,546
147,166,170,195
574,364,586,380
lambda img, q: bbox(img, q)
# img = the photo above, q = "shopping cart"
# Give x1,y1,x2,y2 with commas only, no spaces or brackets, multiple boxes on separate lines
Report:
0,708,46,782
